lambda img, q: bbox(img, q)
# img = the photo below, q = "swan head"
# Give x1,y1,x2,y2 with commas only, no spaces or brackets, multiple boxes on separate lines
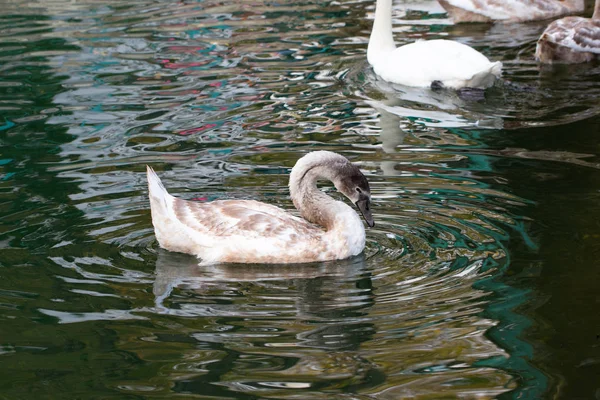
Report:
290,151,375,228
332,161,375,228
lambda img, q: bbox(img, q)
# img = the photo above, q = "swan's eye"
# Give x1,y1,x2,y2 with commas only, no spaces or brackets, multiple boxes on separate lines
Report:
356,188,362,193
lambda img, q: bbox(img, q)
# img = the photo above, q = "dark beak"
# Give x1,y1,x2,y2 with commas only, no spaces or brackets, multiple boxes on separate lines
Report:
355,198,375,228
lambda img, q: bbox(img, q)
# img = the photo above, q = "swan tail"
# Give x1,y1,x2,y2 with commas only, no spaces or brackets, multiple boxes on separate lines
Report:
489,61,503,77
146,166,213,259
147,165,172,216
468,61,503,89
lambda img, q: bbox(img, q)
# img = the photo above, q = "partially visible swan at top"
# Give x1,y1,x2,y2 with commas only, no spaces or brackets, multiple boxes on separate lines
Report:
536,0,600,63
367,0,502,89
438,0,584,23
147,151,374,265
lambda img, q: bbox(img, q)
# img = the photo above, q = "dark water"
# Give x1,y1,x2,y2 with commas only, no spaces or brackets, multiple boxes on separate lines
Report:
0,0,599,398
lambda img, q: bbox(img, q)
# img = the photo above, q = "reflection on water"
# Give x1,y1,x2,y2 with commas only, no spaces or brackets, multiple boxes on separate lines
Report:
145,250,514,398
1,0,600,398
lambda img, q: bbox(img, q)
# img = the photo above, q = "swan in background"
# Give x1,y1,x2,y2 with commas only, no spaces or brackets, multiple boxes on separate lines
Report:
147,151,374,264
438,0,584,23
536,0,600,63
367,0,502,89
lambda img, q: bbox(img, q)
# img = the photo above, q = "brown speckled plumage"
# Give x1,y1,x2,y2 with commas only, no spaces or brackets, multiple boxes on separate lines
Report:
439,0,584,23
536,2,600,64
147,151,374,264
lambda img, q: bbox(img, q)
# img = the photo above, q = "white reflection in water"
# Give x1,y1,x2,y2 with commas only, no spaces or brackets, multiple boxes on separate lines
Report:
152,249,369,315
39,308,148,324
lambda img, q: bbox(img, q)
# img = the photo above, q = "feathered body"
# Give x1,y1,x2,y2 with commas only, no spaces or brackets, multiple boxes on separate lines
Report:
367,0,502,89
147,151,374,264
536,1,600,64
438,0,584,23
369,39,502,89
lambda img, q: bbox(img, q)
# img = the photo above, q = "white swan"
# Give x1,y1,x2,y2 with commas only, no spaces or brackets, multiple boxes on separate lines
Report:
367,0,502,89
438,0,584,23
147,151,374,264
536,0,600,63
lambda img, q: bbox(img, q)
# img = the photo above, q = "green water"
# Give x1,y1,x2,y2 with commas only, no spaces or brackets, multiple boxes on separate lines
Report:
0,0,599,398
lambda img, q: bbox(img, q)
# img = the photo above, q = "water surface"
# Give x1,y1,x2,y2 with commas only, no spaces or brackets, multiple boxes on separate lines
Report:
1,0,599,398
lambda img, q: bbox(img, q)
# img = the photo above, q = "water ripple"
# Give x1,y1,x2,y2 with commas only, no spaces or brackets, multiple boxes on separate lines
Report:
0,0,578,397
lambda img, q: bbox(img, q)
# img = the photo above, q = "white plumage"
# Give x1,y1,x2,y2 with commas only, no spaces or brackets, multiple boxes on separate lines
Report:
367,0,502,89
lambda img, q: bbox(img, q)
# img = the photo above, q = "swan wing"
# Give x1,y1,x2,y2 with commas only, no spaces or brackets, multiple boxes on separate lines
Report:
172,198,323,240
542,17,600,54
147,166,321,240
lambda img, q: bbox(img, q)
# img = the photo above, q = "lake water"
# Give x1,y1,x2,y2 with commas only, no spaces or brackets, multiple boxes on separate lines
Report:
1,0,599,398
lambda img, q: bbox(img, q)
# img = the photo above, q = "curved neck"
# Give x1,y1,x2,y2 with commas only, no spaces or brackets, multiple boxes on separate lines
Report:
288,154,365,235
289,165,355,230
368,0,397,65
594,0,600,21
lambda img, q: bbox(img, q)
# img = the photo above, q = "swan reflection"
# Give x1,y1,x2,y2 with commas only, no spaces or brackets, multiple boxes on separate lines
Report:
152,249,382,394
153,249,373,322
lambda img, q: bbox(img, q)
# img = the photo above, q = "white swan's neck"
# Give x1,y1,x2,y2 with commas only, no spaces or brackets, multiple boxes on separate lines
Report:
368,0,397,65
289,152,365,238
593,0,600,20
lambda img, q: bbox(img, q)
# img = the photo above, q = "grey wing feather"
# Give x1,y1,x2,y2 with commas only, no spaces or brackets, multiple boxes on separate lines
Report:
172,198,321,239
